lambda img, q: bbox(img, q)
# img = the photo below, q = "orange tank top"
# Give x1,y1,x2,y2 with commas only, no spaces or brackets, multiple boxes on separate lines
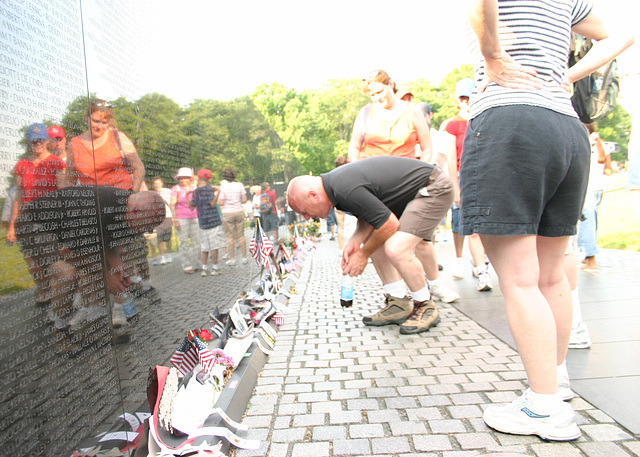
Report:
360,102,417,159
69,130,133,190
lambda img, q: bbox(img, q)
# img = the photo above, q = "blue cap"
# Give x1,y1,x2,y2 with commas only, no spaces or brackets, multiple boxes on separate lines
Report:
26,123,49,142
455,78,475,98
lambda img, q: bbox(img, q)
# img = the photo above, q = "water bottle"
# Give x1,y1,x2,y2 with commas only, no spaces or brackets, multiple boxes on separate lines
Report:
340,274,354,308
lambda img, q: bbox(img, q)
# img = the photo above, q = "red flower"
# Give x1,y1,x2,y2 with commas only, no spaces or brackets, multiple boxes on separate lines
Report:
198,329,212,342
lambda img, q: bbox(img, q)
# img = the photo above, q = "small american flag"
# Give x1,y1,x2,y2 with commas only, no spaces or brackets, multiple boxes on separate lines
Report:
191,335,216,377
249,223,273,267
272,310,285,326
170,337,199,376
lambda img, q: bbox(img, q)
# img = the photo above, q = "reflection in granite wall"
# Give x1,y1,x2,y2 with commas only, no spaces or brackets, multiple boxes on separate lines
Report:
0,1,220,455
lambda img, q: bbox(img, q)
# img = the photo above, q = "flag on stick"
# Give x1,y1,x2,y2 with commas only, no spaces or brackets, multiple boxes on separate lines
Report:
249,220,273,267
169,336,199,376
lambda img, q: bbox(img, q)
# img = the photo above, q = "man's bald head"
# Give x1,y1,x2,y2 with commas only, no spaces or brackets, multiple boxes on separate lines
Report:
287,175,332,220
125,191,166,234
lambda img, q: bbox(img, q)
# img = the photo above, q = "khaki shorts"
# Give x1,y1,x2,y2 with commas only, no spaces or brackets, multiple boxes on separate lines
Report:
222,211,245,240
398,170,454,241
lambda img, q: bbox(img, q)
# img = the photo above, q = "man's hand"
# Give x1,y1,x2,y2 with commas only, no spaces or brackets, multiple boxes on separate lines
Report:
342,249,368,277
478,50,543,93
107,268,131,294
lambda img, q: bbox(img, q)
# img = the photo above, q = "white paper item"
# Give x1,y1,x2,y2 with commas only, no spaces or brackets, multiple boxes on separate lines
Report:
171,378,216,435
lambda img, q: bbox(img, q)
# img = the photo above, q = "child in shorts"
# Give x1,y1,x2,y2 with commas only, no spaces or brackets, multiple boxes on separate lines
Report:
190,169,225,276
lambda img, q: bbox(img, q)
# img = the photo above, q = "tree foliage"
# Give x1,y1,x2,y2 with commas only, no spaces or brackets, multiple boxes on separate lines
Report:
58,63,633,186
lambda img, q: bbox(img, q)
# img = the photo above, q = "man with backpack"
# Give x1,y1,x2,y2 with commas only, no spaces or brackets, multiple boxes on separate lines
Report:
260,182,278,242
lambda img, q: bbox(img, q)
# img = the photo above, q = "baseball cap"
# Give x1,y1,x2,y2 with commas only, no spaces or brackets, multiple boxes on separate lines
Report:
455,78,476,98
197,168,211,179
47,125,66,139
26,123,49,142
396,87,413,100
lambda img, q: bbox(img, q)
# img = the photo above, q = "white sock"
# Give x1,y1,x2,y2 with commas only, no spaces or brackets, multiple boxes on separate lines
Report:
410,285,431,302
383,280,406,299
528,388,562,411
427,277,441,287
571,288,583,330
557,360,569,380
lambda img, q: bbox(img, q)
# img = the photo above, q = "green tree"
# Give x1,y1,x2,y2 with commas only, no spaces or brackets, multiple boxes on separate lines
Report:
597,104,632,162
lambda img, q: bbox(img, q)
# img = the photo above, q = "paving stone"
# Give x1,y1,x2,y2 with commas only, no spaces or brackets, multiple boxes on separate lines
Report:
312,425,347,441
371,436,411,455
578,441,636,457
429,419,468,434
291,441,330,457
413,434,454,452
333,438,371,455
454,432,500,450
581,424,634,441
292,412,325,427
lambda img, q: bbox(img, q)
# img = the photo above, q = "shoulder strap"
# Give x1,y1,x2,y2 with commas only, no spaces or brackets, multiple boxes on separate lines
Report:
112,128,132,175
360,104,371,149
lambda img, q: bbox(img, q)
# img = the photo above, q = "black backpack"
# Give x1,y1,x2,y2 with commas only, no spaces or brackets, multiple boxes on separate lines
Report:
569,33,619,124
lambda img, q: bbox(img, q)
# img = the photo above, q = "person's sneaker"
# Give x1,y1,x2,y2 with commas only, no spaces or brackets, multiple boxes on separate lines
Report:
160,255,168,265
557,372,576,401
241,257,248,265
399,300,440,334
69,307,90,330
451,258,464,279
111,304,127,328
569,321,592,349
430,282,460,303
201,269,208,277
362,295,413,326
482,388,581,441
476,270,493,291
210,268,221,276
226,259,237,266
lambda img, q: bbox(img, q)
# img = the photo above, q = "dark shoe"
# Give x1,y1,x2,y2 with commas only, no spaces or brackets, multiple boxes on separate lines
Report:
399,300,440,334
363,295,413,326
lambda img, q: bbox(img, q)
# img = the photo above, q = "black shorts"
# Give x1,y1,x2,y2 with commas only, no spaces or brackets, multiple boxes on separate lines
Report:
459,105,589,237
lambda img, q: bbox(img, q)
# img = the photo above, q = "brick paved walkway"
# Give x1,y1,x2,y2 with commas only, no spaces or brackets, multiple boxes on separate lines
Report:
234,238,640,457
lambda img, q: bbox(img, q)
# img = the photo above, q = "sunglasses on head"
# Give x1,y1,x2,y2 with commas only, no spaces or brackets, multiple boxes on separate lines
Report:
90,100,112,108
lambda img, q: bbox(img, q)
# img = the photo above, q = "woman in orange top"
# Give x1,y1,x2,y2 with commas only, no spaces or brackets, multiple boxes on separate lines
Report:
66,98,144,192
348,70,432,162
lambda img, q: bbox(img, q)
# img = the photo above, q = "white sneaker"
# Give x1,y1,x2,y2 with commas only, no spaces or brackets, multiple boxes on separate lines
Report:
483,388,581,441
557,373,576,401
476,270,493,291
201,269,208,277
430,282,460,303
451,258,464,279
569,321,592,349
112,304,127,328
226,259,236,266
69,307,90,328
241,257,248,265
160,255,168,265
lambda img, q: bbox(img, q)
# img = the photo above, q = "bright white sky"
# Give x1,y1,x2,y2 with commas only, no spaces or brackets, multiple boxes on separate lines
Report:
138,0,637,106
142,0,472,105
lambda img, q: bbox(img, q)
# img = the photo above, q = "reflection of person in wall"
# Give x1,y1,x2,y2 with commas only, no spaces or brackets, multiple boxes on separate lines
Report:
65,99,145,192
6,123,66,305
14,187,165,338
65,98,152,322
47,125,67,161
